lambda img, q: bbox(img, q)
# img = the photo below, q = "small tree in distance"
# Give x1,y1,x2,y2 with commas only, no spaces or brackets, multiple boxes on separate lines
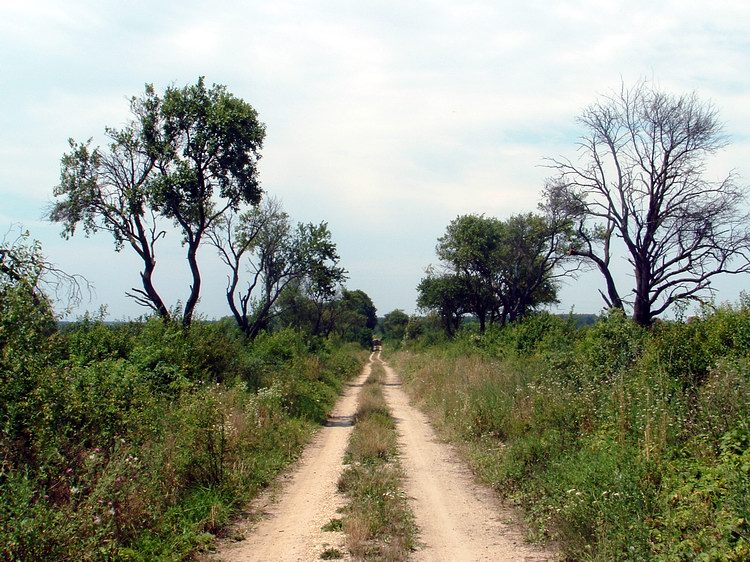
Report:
207,197,346,339
422,212,576,334
543,80,750,326
382,309,410,341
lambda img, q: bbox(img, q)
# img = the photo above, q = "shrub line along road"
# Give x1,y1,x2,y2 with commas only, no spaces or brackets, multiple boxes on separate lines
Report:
207,352,557,561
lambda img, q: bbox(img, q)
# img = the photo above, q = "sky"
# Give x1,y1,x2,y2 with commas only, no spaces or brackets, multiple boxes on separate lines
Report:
2,0,750,320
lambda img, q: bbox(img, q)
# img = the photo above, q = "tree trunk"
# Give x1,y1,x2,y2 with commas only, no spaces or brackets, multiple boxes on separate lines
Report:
141,258,170,320
183,242,201,327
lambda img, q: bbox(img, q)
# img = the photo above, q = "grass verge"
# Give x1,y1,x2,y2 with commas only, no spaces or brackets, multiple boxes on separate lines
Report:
337,358,416,561
391,306,750,560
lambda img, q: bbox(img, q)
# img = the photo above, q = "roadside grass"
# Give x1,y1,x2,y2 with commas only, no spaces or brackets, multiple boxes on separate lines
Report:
337,358,416,561
392,306,750,560
1,319,368,561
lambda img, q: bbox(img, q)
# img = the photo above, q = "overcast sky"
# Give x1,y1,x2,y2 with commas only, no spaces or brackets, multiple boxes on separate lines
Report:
2,0,749,320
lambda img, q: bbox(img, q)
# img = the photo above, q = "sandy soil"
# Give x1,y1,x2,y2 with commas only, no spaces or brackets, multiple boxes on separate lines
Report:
204,356,373,562
378,355,557,562
207,352,557,562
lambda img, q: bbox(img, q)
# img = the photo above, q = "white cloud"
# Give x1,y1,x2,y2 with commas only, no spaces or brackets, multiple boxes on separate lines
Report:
2,0,749,317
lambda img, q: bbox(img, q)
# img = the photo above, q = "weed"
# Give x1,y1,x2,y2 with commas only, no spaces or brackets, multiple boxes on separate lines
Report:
0,317,367,560
393,303,750,559
321,518,344,532
338,360,416,561
320,546,343,559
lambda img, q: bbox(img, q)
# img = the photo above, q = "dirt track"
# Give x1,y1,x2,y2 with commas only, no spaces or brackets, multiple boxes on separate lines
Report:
380,357,555,561
208,352,556,561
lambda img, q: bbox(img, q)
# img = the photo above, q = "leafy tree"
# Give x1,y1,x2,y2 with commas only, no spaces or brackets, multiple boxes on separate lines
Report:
432,213,574,332
382,309,410,341
435,215,501,332
49,95,169,317
416,272,466,337
493,213,576,323
208,197,346,339
342,289,377,330
544,80,750,326
272,275,344,337
333,289,378,346
50,78,266,326
151,78,266,326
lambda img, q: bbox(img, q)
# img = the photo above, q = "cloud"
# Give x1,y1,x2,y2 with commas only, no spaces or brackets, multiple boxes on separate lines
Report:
2,0,750,317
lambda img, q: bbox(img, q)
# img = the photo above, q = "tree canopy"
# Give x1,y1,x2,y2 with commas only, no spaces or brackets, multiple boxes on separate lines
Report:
382,309,410,341
421,213,575,333
50,78,266,326
208,197,346,338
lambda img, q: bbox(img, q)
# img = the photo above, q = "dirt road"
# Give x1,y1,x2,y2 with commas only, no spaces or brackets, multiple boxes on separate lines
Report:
379,356,555,561
207,358,372,562
209,352,555,561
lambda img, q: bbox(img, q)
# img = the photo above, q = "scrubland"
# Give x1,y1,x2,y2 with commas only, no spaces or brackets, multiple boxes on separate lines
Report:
393,301,750,560
0,306,366,560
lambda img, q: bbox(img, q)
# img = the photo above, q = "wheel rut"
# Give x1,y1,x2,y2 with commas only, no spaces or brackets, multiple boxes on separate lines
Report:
378,354,556,561
206,352,557,561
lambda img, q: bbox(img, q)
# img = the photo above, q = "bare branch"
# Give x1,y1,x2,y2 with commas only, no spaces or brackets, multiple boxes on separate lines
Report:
542,79,750,325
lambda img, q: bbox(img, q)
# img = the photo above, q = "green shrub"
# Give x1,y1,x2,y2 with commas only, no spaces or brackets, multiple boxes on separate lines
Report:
1,312,366,560
396,300,750,559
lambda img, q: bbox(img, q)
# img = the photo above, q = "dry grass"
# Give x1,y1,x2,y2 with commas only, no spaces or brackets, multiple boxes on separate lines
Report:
338,359,416,561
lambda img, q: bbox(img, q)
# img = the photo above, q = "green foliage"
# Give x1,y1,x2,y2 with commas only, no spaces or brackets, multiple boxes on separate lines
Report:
395,301,750,559
416,273,466,336
423,212,573,334
576,308,647,383
402,314,447,348
0,311,366,560
381,309,409,342
209,198,347,339
652,429,750,561
50,77,267,325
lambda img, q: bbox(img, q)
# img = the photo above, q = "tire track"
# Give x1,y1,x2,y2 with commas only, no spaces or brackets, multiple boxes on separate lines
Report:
378,354,556,561
206,355,375,562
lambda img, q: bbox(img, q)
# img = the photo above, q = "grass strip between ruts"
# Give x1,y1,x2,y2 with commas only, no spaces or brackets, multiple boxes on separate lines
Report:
333,357,416,561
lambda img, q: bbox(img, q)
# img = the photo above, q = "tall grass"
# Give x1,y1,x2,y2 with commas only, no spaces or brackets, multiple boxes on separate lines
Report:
394,304,750,560
1,316,367,561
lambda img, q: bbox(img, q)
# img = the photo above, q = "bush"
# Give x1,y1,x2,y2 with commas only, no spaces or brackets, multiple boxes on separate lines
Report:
1,313,366,560
395,300,750,559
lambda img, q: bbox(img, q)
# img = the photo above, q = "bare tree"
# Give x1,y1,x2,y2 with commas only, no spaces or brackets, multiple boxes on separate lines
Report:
543,81,750,325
